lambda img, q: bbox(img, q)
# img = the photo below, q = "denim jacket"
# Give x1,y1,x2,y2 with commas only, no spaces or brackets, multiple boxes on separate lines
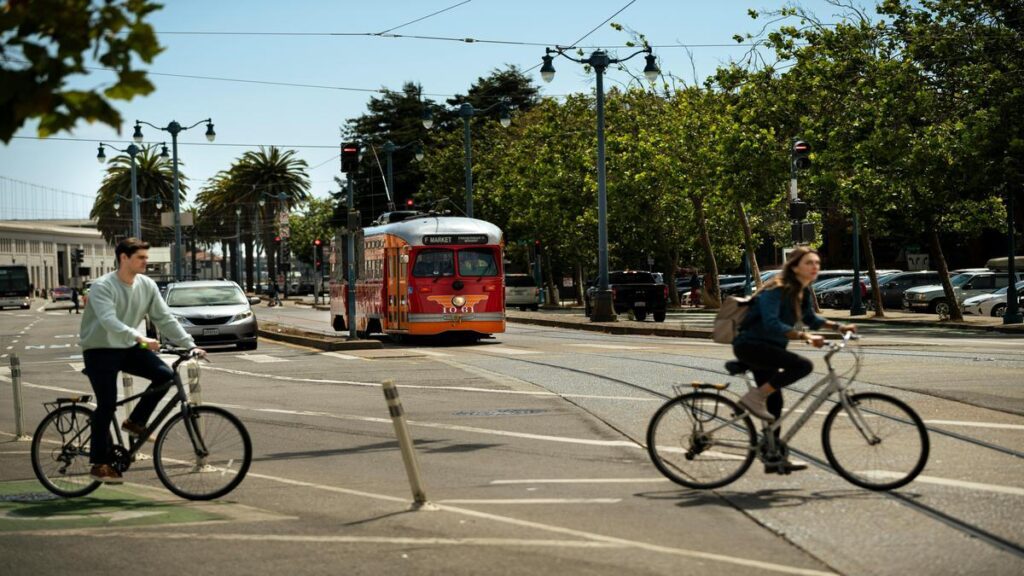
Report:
733,286,825,348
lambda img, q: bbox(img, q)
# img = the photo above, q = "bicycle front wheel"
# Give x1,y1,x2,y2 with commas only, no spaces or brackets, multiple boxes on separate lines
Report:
822,392,929,491
31,405,100,497
153,406,252,500
646,392,757,489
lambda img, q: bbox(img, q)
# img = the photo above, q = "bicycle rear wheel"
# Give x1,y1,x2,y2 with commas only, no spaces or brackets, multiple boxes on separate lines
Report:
822,392,929,491
153,406,252,500
31,405,100,497
646,392,757,489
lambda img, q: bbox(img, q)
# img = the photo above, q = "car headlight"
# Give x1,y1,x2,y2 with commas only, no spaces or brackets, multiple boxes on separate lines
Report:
172,314,194,327
230,310,254,323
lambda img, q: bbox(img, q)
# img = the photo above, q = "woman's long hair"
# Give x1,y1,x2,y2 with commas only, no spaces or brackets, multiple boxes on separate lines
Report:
758,246,818,309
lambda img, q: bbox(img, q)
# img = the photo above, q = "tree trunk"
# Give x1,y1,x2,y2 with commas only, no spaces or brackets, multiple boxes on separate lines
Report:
860,214,884,318
574,261,585,305
735,200,762,288
928,225,962,321
221,239,229,279
668,246,681,306
693,194,721,308
543,252,558,306
190,236,198,279
244,238,255,292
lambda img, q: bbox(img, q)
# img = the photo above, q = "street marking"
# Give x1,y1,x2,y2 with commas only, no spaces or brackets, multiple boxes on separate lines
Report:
55,334,77,339
236,354,288,363
69,363,85,372
228,471,835,575
436,498,622,505
203,365,660,402
568,344,655,350
7,530,629,549
477,346,539,355
924,419,1024,431
35,305,46,312
492,478,669,485
319,352,365,361
860,472,1024,496
0,451,31,455
413,349,453,357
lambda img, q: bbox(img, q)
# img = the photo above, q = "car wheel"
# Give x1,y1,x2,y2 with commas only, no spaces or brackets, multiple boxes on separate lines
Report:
584,301,591,317
332,315,346,332
992,303,1007,317
653,311,666,322
933,300,950,316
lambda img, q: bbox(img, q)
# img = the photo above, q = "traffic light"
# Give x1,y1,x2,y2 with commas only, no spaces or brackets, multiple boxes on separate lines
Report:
341,142,360,173
315,259,323,272
534,239,543,255
405,198,415,208
313,238,321,247
792,140,812,170
789,201,809,220
72,248,84,264
274,235,282,245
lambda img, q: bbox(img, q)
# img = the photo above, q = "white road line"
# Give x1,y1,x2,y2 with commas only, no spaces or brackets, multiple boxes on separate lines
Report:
236,354,288,363
477,346,539,355
0,451,31,455
567,344,655,350
492,478,669,485
319,351,365,361
209,471,836,575
436,498,622,505
861,471,1024,496
413,349,453,357
2,530,629,549
68,363,85,372
35,305,46,312
924,419,1024,431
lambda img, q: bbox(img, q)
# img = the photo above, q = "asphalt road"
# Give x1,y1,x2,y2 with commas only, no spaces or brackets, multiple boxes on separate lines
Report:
1,302,1022,575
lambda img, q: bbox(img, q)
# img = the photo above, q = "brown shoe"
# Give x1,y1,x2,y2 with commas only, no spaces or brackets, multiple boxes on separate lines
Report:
122,419,148,438
90,464,124,484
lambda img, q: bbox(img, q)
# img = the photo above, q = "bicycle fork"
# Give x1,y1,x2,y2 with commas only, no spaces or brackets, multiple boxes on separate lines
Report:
838,392,881,445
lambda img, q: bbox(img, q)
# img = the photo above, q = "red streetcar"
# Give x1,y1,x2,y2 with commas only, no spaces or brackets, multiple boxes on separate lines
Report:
329,213,505,340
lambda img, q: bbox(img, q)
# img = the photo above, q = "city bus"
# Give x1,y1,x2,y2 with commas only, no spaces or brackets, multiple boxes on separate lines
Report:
0,265,32,310
330,213,505,341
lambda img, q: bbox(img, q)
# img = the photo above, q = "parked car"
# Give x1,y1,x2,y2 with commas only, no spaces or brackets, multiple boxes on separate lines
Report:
162,280,260,350
51,286,72,301
820,271,902,309
585,270,668,322
813,277,855,307
903,271,1021,315
963,281,1024,317
865,271,942,309
505,273,540,311
720,270,779,296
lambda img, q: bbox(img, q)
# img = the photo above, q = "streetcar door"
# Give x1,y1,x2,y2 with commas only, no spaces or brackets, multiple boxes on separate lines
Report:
386,248,405,331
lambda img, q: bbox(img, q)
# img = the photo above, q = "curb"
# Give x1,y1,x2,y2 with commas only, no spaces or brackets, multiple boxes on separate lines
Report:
507,315,713,339
258,322,382,351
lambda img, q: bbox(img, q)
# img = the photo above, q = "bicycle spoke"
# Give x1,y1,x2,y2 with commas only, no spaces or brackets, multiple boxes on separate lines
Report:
153,406,251,500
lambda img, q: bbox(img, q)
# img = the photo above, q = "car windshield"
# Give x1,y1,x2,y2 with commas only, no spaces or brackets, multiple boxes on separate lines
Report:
951,274,974,287
166,286,247,307
413,249,455,277
458,248,499,277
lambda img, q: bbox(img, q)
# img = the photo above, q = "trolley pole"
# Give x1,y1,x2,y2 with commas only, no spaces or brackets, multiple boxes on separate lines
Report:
346,177,357,340
9,355,28,440
381,380,431,509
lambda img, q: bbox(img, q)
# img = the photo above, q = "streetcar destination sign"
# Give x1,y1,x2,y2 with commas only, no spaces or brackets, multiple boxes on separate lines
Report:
422,234,489,245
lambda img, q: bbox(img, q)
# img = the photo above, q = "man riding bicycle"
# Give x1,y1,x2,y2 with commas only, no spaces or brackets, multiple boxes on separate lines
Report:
79,238,206,483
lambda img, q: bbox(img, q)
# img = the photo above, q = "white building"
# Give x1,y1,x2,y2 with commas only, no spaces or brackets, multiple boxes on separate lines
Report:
0,219,116,294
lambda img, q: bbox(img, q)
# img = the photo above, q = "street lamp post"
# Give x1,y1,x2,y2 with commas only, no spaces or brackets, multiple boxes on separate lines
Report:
133,118,215,281
1005,189,1022,324
422,102,510,218
540,45,660,322
97,143,168,239
382,140,424,210
850,212,867,316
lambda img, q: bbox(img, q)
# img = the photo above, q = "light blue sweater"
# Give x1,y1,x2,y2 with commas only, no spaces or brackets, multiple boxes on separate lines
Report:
79,272,194,351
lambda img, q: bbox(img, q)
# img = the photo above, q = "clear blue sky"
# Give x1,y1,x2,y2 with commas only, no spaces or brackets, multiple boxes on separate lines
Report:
0,0,854,219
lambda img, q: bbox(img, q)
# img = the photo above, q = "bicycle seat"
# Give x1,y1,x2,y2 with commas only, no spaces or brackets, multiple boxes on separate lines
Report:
724,361,751,375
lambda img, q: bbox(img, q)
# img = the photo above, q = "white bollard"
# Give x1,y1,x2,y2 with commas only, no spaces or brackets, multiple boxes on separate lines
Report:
10,355,28,440
382,379,432,509
186,359,202,406
121,373,136,420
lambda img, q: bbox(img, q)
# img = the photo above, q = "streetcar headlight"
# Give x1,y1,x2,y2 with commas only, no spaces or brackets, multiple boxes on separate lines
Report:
451,295,466,307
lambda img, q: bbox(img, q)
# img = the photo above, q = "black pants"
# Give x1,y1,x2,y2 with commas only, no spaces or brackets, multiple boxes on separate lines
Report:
733,340,814,422
83,347,175,464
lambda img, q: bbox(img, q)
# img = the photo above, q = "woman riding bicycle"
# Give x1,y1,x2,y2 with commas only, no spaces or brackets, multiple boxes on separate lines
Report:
733,246,856,473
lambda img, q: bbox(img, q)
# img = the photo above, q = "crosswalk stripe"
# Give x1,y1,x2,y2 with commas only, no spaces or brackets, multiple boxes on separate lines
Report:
236,354,288,363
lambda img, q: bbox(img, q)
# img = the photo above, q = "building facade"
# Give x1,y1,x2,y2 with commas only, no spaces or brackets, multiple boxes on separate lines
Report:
0,220,115,294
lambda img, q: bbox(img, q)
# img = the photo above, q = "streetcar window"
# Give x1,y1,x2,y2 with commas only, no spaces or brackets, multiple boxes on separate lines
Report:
412,249,454,277
458,248,498,277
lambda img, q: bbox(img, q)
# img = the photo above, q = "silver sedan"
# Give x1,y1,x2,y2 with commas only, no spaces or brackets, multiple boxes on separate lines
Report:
163,280,259,350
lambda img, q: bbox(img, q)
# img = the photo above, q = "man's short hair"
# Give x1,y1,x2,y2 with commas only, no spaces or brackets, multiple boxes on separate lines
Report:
115,238,150,262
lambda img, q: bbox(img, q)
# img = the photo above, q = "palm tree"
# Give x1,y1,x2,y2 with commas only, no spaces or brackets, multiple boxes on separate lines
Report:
92,147,185,244
196,147,310,291
194,171,241,282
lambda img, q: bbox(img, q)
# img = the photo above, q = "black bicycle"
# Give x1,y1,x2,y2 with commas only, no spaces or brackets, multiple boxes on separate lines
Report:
30,348,252,500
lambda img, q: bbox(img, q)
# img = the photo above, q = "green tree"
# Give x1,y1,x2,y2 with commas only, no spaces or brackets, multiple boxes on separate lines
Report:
92,146,181,244
0,0,163,142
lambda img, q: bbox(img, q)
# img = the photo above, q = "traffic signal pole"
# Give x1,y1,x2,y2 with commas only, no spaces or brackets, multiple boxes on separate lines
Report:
346,177,357,340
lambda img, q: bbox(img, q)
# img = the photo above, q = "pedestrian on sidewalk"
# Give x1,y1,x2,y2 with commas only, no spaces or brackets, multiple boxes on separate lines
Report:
268,282,282,307
69,287,80,314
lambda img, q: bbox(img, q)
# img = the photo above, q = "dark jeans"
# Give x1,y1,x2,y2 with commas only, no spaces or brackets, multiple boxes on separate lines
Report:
83,347,175,464
733,340,814,422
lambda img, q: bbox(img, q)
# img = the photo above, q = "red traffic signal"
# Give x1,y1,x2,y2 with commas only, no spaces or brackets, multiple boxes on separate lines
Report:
341,142,360,173
534,239,543,254
792,140,812,170
405,198,415,208
313,238,322,247
274,236,281,244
